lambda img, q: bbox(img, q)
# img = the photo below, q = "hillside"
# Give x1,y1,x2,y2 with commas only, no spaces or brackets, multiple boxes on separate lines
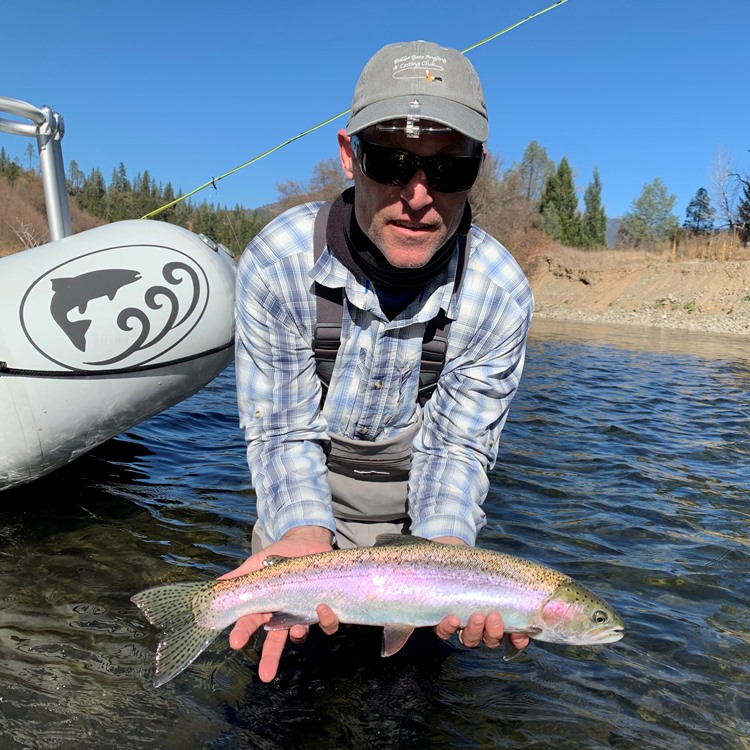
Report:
0,173,102,255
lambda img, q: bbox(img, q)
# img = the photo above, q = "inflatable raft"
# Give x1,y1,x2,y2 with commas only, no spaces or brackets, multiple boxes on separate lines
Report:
0,97,236,491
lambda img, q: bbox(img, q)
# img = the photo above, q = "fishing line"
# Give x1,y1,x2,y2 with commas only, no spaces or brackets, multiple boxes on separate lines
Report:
141,0,569,220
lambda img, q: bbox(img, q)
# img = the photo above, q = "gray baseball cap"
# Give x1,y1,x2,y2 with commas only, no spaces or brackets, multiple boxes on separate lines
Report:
346,41,488,142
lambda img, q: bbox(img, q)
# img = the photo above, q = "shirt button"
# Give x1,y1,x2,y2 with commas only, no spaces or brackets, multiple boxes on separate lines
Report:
357,427,369,436
373,379,383,390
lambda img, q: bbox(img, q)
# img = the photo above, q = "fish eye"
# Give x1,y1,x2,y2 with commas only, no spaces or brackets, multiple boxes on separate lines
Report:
592,610,609,624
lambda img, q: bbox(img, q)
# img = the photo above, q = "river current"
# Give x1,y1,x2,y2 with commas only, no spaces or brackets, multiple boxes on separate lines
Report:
0,318,748,749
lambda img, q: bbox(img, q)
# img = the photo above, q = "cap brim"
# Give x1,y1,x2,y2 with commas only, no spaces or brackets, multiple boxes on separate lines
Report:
346,94,488,142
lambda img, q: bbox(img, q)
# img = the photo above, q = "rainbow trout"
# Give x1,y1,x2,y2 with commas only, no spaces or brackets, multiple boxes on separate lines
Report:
131,535,624,687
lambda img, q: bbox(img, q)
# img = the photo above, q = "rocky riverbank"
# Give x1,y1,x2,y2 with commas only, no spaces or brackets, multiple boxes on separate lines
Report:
526,250,750,336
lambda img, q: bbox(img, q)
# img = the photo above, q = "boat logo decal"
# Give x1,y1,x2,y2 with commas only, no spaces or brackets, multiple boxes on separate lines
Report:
20,244,210,370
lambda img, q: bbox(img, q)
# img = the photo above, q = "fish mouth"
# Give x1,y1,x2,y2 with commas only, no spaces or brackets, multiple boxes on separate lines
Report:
589,626,625,644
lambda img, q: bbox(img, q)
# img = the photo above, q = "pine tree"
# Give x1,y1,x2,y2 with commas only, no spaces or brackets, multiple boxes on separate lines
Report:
67,160,85,194
540,157,581,246
76,167,107,217
0,147,21,182
618,177,678,247
736,177,750,245
581,168,607,248
683,187,714,235
110,162,130,193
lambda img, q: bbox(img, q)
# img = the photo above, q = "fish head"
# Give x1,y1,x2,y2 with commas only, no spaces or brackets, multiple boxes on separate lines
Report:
536,580,625,645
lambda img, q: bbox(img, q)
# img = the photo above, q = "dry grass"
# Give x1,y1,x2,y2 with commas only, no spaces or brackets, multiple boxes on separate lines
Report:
0,174,102,255
673,231,748,262
533,232,750,277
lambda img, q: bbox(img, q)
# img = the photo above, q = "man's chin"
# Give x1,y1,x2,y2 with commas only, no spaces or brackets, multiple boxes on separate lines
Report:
381,241,441,269
382,253,435,269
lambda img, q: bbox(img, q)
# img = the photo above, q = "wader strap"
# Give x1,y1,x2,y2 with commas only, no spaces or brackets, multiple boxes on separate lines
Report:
312,202,341,399
312,202,469,406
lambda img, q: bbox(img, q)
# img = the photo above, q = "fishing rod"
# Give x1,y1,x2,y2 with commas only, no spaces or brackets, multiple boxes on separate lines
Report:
142,0,569,220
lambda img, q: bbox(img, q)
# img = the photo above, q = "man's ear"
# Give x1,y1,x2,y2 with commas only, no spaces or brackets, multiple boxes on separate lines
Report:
338,129,356,181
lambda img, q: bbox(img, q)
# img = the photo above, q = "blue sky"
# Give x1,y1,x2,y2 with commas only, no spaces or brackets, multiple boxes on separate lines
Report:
2,0,748,221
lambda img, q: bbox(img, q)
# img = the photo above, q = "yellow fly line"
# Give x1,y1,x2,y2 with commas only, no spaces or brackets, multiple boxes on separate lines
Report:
142,0,569,219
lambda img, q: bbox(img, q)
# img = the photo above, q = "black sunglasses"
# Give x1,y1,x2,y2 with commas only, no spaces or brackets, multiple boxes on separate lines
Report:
351,137,483,194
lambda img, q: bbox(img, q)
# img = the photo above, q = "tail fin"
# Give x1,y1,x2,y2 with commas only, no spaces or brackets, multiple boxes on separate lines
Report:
131,581,220,687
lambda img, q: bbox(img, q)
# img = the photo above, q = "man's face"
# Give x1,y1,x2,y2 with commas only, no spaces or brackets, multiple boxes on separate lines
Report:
338,125,481,269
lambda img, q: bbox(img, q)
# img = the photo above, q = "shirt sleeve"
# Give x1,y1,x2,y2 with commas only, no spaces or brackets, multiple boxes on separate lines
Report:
408,270,533,545
234,218,336,542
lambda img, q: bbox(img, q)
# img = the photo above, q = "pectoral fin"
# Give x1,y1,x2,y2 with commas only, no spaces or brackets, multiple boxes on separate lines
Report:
503,630,539,662
382,624,415,656
503,641,524,662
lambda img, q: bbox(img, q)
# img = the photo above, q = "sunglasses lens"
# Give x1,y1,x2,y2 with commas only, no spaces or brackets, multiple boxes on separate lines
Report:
425,157,482,193
355,140,481,193
360,143,411,186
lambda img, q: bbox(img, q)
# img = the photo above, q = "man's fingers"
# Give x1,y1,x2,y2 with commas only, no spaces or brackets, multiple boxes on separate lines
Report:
459,614,486,648
443,611,509,650
317,604,340,635
482,612,504,649
509,632,530,650
435,615,461,640
257,629,289,683
229,613,269,650
289,624,309,644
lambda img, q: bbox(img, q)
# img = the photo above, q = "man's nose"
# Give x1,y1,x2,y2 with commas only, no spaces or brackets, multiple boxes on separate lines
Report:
399,169,433,210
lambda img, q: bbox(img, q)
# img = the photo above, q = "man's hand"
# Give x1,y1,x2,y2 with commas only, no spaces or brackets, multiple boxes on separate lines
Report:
431,536,531,653
220,525,339,682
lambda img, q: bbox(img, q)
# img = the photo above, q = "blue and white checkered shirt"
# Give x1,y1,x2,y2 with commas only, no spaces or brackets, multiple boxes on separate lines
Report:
235,200,534,545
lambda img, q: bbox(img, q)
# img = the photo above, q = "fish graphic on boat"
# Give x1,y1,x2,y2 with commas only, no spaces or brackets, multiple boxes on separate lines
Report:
49,269,142,351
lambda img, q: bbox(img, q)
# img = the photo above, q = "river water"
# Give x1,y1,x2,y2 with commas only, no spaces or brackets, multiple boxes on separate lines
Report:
0,318,748,749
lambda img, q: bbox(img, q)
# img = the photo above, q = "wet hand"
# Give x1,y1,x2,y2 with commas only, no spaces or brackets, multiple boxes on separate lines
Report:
434,612,530,652
219,526,338,682
431,536,531,654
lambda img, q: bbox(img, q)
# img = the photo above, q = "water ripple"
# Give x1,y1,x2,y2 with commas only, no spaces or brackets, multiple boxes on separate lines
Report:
1,322,749,748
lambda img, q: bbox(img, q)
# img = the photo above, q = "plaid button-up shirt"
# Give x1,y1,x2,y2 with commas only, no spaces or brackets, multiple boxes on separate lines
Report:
235,200,534,545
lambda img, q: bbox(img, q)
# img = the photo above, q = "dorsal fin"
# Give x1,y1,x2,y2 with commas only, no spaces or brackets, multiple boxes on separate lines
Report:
373,534,435,548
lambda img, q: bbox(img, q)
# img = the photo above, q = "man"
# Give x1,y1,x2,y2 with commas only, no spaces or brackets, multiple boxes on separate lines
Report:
229,40,534,682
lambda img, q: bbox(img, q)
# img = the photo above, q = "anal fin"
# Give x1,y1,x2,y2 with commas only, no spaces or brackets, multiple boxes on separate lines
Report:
382,624,415,656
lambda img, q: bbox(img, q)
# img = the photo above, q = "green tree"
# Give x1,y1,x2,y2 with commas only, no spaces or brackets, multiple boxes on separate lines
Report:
68,159,85,195
683,187,714,235
540,157,581,246
581,168,607,248
0,147,21,182
736,176,750,245
76,167,107,217
617,177,678,247
109,162,130,194
517,140,554,204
